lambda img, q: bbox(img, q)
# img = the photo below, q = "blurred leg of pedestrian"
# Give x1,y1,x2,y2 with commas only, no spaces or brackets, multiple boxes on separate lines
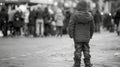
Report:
59,26,63,37
116,22,120,35
9,21,14,36
44,24,50,37
13,27,20,36
23,23,28,36
21,27,24,36
2,23,8,37
56,26,63,37
28,24,35,37
36,19,40,37
95,23,100,33
32,25,36,36
97,23,100,32
40,19,44,37
12,27,16,36
56,26,59,36
36,19,42,37
18,27,21,36
28,25,32,35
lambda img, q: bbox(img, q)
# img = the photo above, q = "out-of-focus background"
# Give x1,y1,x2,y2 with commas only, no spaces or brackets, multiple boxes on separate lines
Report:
0,0,120,67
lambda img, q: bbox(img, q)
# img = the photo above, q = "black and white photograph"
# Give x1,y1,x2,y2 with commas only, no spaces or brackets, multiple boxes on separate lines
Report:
0,0,120,67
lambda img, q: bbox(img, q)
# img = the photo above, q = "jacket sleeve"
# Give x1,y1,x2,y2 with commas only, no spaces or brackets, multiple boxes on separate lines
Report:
90,18,95,39
68,14,75,38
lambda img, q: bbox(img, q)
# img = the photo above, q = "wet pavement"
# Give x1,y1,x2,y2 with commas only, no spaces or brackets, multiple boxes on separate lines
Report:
0,31,120,67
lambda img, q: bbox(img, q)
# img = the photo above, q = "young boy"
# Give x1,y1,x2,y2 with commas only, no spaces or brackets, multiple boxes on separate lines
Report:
68,1,95,67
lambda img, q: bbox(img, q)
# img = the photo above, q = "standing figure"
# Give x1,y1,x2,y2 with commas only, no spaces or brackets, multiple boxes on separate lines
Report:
68,1,95,67
28,8,37,37
13,9,24,36
0,6,8,37
23,8,30,36
113,9,120,35
43,7,51,36
63,9,71,34
36,7,44,37
8,6,16,36
93,10,102,32
103,13,112,32
55,9,64,37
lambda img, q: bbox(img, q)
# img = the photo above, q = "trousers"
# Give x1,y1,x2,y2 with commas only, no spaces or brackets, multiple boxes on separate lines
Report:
74,42,92,67
36,19,44,36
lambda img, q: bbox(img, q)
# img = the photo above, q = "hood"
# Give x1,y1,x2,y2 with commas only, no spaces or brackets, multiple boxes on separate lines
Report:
73,11,93,24
76,1,88,11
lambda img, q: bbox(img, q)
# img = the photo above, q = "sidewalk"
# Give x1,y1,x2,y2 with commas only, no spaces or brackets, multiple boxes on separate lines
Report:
0,31,120,67
90,31,120,67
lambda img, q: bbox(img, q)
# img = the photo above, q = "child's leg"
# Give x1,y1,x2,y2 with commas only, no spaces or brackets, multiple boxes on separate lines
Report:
83,42,92,67
74,42,83,67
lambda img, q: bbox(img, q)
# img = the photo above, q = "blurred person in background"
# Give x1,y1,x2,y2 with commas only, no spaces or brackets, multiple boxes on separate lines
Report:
35,7,44,37
8,5,17,36
13,9,24,36
113,8,120,35
48,8,56,36
23,8,30,37
0,6,8,37
93,10,102,33
28,8,37,37
43,7,51,36
63,9,71,34
55,8,64,37
103,13,113,32
48,5,57,36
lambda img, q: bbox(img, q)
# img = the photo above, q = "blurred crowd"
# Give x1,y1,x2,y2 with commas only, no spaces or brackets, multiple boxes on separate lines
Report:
0,5,71,37
0,3,120,38
92,8,120,36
